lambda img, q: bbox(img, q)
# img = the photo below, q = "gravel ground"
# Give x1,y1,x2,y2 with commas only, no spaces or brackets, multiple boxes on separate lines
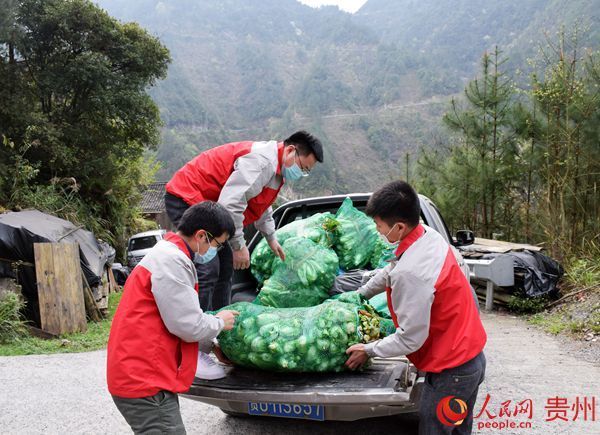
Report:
0,311,598,435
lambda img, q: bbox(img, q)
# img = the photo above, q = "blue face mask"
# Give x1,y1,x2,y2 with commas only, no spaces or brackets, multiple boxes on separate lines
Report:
194,234,218,264
283,163,303,181
195,246,217,264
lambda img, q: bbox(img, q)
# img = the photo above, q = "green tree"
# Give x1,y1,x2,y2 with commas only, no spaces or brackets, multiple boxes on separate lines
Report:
0,0,170,247
418,47,519,238
528,29,600,256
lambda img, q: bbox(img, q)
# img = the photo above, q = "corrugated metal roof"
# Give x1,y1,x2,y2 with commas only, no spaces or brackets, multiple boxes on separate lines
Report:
140,182,166,214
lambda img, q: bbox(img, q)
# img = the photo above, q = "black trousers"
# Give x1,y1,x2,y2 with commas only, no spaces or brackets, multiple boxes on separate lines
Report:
418,351,486,435
164,192,233,311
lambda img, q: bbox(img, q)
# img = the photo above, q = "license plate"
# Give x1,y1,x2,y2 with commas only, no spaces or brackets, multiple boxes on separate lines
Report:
248,401,325,421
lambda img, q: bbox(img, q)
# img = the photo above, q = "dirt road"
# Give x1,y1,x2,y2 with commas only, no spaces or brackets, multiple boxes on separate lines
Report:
0,311,598,435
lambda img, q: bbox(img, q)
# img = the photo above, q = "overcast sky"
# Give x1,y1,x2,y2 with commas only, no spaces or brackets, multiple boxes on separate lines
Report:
297,0,368,14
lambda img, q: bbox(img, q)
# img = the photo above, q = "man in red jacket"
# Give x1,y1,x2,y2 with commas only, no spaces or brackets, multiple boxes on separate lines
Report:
107,201,239,434
345,181,487,435
165,130,323,305
165,130,323,379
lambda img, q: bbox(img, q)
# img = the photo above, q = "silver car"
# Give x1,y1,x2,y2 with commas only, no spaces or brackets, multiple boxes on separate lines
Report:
126,229,167,268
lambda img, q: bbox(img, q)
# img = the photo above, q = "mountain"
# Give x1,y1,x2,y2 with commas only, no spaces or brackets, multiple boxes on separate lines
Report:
94,0,599,196
355,0,599,81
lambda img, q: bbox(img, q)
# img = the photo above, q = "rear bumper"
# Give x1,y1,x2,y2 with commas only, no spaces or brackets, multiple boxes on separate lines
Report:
181,360,424,421
183,384,422,421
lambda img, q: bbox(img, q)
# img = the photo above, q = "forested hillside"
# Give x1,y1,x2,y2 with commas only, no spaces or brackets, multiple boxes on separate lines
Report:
94,0,598,201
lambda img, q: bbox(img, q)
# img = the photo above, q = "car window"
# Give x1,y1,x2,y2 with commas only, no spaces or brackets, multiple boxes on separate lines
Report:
128,236,159,251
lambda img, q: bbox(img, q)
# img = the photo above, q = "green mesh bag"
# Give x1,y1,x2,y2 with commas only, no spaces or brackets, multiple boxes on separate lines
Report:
333,198,380,269
250,212,338,284
334,291,396,337
256,237,339,308
369,237,396,269
215,297,390,373
368,292,391,318
379,318,397,337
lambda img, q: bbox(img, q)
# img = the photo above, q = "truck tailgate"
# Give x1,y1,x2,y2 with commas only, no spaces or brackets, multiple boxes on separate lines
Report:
183,358,422,421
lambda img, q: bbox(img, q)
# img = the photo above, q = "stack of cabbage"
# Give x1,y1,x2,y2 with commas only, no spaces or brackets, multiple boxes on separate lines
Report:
216,294,388,372
250,212,337,285
219,197,400,373
256,237,339,308
333,197,382,269
252,198,396,309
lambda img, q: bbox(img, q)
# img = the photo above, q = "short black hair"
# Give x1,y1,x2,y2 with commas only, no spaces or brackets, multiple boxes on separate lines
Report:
177,201,235,238
284,130,324,163
365,180,421,227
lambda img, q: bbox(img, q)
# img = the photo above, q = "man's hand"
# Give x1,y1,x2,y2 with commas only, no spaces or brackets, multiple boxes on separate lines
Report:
268,239,286,261
215,310,239,331
232,246,250,270
345,343,369,370
213,345,233,365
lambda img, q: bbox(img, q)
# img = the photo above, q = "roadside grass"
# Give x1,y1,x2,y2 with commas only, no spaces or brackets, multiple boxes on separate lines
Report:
528,301,600,336
0,291,122,356
525,248,600,340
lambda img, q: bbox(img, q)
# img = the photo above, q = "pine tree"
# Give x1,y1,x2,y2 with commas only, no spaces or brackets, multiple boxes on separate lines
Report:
420,47,518,238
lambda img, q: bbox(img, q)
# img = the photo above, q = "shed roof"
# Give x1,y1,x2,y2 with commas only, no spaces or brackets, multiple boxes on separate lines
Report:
140,182,167,214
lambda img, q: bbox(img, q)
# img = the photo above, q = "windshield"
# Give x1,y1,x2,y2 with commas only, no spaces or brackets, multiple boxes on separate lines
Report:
128,236,159,252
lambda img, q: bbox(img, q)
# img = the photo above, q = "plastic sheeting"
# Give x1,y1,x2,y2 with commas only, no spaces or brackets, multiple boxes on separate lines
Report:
0,210,115,325
479,250,564,298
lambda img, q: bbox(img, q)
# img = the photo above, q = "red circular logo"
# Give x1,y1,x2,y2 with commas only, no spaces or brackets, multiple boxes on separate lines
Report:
436,395,468,427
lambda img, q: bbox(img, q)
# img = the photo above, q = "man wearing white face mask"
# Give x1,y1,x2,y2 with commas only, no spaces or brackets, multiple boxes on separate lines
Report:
345,181,487,435
164,130,324,311
108,202,240,433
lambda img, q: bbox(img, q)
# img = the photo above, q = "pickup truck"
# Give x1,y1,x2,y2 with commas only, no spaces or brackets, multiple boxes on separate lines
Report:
183,193,474,421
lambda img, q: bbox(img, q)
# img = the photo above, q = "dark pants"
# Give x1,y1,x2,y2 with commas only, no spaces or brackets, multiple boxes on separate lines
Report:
419,351,486,435
112,391,185,435
164,192,234,311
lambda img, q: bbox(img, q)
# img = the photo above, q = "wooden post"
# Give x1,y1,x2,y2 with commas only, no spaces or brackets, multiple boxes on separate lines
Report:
82,274,103,322
34,243,87,335
107,266,118,293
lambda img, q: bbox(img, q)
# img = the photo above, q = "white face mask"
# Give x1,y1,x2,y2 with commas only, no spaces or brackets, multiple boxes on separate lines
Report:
380,223,400,248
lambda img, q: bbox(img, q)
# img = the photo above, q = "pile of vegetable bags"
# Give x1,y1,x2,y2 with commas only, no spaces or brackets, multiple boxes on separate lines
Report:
214,197,400,373
252,198,396,308
256,237,339,308
250,212,338,285
214,293,389,372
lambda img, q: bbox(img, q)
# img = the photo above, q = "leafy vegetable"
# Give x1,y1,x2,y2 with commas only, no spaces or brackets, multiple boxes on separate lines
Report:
250,212,338,284
333,197,381,269
215,296,391,372
256,237,339,308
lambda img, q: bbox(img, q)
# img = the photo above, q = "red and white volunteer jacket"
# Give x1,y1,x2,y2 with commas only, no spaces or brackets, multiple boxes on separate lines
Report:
358,224,487,373
107,233,224,398
166,140,285,250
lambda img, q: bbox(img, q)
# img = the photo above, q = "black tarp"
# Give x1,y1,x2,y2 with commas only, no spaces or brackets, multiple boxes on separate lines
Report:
479,250,564,298
0,210,115,326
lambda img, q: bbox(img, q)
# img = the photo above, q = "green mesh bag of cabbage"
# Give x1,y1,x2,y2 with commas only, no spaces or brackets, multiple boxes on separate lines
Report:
333,291,396,337
333,197,381,269
214,298,389,372
369,237,397,269
256,237,339,308
250,212,338,284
